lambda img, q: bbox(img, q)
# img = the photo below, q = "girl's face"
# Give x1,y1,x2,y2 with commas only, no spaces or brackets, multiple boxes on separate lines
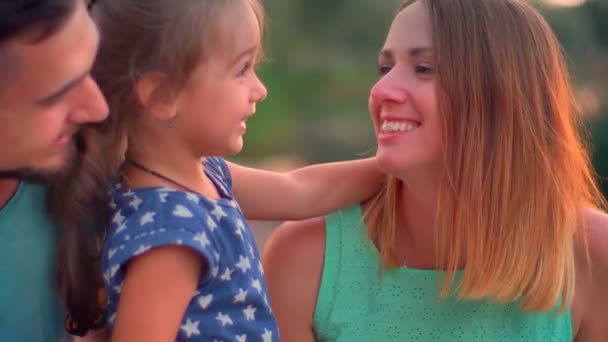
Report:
369,0,442,177
173,2,267,158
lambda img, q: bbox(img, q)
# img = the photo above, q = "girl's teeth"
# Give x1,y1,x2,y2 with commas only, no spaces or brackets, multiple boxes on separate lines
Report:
381,121,419,133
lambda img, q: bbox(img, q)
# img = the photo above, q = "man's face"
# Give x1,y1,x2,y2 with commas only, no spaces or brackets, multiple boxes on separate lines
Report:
0,0,108,181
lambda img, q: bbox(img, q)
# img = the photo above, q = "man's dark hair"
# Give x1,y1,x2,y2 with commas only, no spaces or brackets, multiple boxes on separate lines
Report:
0,0,76,44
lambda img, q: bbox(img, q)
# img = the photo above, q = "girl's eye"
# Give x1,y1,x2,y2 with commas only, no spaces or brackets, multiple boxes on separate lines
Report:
237,62,252,77
378,65,392,76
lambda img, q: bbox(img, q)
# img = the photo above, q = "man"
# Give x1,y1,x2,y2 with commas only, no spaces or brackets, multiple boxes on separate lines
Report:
0,0,108,340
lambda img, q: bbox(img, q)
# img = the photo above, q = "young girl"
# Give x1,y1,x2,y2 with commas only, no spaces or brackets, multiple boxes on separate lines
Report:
263,0,608,341
56,0,385,340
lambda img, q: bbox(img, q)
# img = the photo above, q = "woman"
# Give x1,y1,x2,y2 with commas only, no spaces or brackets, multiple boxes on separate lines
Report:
263,0,608,341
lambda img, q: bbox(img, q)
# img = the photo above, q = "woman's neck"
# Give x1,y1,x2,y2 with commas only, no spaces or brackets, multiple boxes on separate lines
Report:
395,168,441,269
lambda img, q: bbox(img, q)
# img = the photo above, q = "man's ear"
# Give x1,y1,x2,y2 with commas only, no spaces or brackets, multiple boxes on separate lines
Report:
134,71,179,121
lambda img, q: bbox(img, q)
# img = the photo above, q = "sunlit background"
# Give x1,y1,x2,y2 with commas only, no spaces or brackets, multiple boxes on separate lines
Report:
542,0,587,8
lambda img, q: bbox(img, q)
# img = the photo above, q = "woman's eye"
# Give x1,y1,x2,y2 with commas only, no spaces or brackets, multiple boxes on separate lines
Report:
378,65,392,76
415,63,433,75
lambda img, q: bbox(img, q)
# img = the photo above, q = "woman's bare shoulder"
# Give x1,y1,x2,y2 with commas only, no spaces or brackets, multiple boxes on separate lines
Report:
574,208,608,341
262,217,327,341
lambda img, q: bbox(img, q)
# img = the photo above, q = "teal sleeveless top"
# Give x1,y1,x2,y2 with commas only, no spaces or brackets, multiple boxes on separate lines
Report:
0,182,67,341
313,205,572,341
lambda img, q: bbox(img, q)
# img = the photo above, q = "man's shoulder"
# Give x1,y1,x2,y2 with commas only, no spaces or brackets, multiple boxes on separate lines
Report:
0,180,51,224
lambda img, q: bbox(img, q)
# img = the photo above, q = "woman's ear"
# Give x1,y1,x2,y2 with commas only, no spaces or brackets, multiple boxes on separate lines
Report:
134,71,179,121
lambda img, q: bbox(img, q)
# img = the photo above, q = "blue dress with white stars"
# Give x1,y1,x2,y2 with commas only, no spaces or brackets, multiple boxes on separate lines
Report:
101,157,278,342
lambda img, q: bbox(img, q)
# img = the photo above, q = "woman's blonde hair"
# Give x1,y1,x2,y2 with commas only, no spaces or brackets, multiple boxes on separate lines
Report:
364,0,606,312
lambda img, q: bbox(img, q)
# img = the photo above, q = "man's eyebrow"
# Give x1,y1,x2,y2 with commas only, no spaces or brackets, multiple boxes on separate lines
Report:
36,71,89,106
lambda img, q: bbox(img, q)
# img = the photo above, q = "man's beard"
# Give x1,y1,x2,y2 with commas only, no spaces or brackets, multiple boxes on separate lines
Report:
0,132,83,184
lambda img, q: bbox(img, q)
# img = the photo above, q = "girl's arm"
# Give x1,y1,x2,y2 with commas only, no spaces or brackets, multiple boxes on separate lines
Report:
228,157,384,221
111,246,204,342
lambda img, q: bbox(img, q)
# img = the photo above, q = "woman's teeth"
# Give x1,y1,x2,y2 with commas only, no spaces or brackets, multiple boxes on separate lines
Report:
381,120,420,133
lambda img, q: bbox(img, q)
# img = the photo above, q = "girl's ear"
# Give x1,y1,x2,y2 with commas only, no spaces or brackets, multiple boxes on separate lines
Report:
134,71,179,121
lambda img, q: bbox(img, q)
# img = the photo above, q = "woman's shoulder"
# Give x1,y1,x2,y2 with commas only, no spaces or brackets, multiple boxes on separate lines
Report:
581,208,608,275
574,208,608,340
262,217,327,339
263,216,327,277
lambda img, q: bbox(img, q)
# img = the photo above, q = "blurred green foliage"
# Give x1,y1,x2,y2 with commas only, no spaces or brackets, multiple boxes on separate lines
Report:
241,0,607,197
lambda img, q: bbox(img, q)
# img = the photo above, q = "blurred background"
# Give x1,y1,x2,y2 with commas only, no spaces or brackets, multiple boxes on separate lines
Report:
235,0,608,246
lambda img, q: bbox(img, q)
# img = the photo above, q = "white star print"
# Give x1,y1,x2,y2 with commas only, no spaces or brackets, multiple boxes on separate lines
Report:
180,318,200,338
109,264,119,278
115,220,128,234
233,288,248,303
109,199,116,210
243,305,257,321
129,196,142,210
236,335,247,342
159,193,168,203
264,295,270,310
220,268,234,282
103,270,111,284
235,255,251,273
193,232,210,247
113,283,123,294
252,278,262,293
236,219,245,232
258,261,264,275
134,245,151,256
108,313,116,324
211,265,219,278
186,192,200,203
235,219,246,241
207,215,218,232
107,248,118,260
249,244,255,257
112,210,125,226
139,212,155,225
229,200,238,208
211,204,227,221
262,328,273,342
235,227,244,241
214,251,221,262
215,312,233,327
